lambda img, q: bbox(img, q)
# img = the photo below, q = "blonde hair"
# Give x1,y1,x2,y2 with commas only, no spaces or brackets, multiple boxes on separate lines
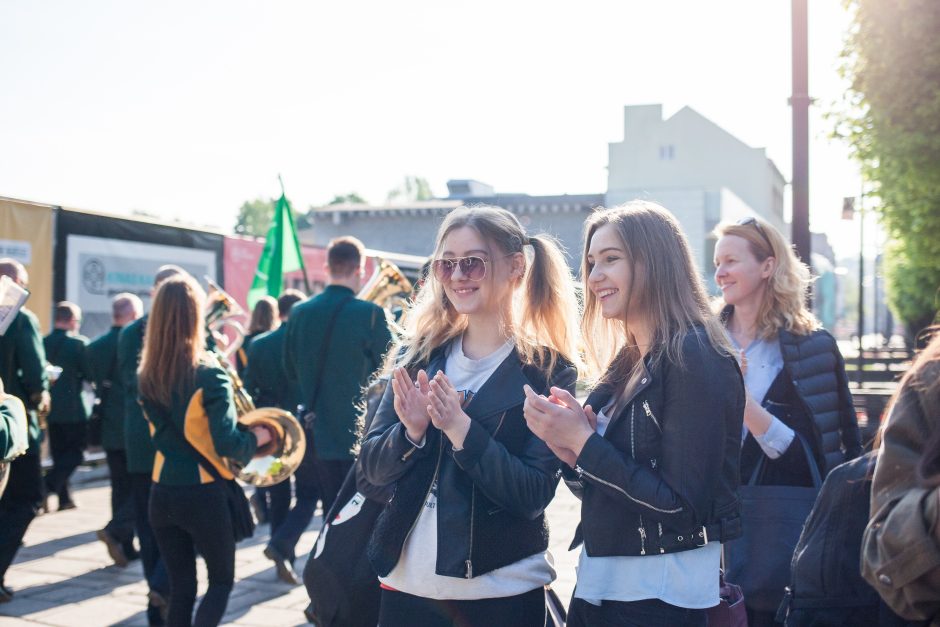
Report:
390,205,581,374
138,277,208,408
714,217,819,338
581,202,733,385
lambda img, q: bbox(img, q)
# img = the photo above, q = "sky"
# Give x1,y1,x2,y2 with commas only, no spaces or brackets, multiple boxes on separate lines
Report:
0,1,871,258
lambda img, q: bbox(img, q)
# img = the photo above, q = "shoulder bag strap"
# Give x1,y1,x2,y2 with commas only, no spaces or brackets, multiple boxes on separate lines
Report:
305,295,355,415
748,431,823,488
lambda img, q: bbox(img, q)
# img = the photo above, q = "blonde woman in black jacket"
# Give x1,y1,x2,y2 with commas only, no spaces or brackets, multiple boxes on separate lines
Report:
524,202,745,626
359,205,580,627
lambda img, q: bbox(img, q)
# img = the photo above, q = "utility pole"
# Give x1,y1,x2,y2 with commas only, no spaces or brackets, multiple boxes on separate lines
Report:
791,0,812,270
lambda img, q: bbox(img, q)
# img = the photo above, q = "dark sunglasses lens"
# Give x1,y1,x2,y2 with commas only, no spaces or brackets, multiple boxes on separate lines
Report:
433,259,454,281
460,257,485,280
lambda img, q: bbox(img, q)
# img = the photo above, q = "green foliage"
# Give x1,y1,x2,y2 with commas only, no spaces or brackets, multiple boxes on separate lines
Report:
386,176,434,203
838,0,940,340
328,193,367,205
235,197,304,237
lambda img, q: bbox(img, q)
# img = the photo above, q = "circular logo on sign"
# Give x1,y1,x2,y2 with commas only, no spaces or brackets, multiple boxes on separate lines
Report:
83,258,106,294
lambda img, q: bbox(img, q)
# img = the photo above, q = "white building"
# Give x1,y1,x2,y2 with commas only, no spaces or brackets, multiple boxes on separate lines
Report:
606,104,787,275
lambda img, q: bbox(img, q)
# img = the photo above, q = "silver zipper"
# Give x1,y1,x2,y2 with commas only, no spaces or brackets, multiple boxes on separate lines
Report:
650,458,657,469
638,515,647,555
402,436,443,544
573,465,683,514
464,411,503,580
658,522,665,554
643,400,661,431
630,405,636,458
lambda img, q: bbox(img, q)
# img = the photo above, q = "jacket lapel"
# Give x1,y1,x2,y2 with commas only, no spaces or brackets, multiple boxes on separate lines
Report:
462,349,529,426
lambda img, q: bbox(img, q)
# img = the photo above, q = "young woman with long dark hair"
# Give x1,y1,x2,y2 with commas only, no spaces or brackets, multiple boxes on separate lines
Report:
359,205,581,627
524,202,745,626
138,277,270,627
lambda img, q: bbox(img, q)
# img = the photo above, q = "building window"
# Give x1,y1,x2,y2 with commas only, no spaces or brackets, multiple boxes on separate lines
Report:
659,145,676,160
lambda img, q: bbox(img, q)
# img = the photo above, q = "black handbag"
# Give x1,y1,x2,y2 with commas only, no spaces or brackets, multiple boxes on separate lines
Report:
303,464,385,627
724,433,822,612
706,569,748,627
151,405,256,543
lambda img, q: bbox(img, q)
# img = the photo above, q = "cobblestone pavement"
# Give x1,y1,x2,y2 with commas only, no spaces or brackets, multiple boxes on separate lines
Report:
0,465,581,626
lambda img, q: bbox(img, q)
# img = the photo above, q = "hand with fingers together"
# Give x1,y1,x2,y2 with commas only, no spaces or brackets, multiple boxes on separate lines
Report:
523,385,596,467
428,372,472,449
390,366,432,444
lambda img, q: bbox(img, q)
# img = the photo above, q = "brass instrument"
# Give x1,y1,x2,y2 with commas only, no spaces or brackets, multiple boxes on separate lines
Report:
358,258,414,324
204,278,306,487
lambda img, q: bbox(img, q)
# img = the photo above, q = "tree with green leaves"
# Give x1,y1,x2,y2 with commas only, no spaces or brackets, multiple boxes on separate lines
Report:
838,0,940,343
386,176,434,203
328,193,367,205
235,197,306,237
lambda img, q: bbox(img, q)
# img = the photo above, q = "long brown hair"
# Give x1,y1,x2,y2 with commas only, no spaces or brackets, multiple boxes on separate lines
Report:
899,328,940,485
248,296,278,335
581,202,733,386
390,205,581,374
138,277,207,408
714,217,819,339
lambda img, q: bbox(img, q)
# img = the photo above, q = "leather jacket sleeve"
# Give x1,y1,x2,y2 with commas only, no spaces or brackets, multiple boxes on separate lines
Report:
862,361,940,621
452,364,576,520
574,342,743,530
358,377,434,487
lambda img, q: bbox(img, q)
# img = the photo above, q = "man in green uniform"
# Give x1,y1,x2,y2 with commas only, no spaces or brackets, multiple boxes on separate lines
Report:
284,237,392,513
244,289,310,583
88,293,143,566
118,264,184,624
43,301,92,510
0,258,50,603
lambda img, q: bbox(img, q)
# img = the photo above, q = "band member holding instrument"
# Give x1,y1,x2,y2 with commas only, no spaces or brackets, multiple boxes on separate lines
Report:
139,275,269,627
0,259,50,604
359,206,580,627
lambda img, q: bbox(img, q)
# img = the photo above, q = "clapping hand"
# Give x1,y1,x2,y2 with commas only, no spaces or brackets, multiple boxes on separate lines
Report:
428,372,472,448
523,385,595,467
390,367,432,443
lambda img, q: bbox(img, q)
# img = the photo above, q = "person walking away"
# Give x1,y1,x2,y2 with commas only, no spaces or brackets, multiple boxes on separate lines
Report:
524,202,745,626
284,236,392,513
119,264,186,625
139,276,267,627
243,289,312,584
0,258,50,604
88,293,143,566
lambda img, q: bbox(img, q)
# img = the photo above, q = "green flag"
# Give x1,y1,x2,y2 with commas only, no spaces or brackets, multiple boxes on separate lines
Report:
247,184,308,309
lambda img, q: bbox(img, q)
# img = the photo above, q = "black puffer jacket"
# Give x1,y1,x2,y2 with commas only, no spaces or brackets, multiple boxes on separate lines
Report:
564,327,745,558
359,344,576,579
737,322,863,485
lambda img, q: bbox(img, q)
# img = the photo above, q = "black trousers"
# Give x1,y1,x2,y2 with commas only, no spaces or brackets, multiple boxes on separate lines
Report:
268,442,320,562
45,422,87,505
567,597,707,627
312,457,352,517
130,473,169,597
104,449,136,551
150,482,236,627
379,587,547,627
0,452,43,585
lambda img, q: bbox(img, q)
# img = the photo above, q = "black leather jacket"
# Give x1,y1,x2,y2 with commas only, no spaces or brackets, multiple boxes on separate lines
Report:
564,327,745,557
359,344,577,579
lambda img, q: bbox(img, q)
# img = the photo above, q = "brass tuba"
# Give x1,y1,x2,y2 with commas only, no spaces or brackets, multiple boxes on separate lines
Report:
358,258,414,324
204,278,306,487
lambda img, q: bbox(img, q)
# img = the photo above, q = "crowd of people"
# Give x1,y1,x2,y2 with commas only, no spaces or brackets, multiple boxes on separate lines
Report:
0,201,937,626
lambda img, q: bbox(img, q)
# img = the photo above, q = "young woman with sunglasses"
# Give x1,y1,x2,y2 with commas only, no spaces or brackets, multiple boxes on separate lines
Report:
138,277,271,627
358,205,580,627
714,217,861,625
523,202,745,626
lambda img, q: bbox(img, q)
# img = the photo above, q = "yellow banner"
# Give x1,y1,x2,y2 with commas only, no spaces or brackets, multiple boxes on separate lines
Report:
0,197,55,333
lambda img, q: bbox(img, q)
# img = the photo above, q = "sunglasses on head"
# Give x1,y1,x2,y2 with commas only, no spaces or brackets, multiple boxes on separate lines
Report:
737,216,773,251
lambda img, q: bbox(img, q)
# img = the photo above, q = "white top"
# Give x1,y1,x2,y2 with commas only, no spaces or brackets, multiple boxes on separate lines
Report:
730,335,794,459
380,335,555,599
574,406,721,609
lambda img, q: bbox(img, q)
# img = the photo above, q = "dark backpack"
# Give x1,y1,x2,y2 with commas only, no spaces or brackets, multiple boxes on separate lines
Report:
777,451,923,627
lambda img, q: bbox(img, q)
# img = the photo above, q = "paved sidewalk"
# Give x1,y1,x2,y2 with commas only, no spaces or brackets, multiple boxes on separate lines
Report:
0,468,581,626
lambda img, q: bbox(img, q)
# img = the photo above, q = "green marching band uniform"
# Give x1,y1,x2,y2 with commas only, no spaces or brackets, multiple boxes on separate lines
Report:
0,309,47,453
43,328,91,426
118,316,153,474
86,325,127,452
141,360,257,485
